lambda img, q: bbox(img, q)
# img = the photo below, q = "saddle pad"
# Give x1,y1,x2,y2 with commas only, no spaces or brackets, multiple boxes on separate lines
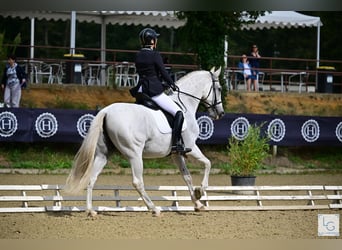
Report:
149,109,187,134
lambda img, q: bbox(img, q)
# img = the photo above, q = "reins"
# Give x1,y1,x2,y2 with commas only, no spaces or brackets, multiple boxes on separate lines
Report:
173,71,222,112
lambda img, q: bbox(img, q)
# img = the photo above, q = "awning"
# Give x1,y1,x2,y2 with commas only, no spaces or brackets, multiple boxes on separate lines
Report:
0,11,186,28
241,11,322,67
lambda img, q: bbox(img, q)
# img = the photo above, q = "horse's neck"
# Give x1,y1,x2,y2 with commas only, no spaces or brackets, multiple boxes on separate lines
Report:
172,84,201,115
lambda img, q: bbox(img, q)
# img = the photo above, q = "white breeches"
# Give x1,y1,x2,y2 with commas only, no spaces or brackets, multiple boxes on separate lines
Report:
151,93,181,116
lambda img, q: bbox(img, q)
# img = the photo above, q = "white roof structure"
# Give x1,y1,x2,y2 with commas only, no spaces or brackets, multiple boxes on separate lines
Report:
0,11,186,28
241,11,322,30
241,11,322,67
1,11,323,67
0,11,186,84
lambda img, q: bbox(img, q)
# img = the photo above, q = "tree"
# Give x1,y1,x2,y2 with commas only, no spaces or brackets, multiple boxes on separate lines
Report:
176,11,262,71
0,32,21,77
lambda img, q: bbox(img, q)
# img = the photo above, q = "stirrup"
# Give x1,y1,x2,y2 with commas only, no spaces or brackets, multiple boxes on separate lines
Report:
171,144,192,154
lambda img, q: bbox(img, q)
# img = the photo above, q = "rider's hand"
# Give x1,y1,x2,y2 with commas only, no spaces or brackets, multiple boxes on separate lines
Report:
164,87,173,96
170,84,177,91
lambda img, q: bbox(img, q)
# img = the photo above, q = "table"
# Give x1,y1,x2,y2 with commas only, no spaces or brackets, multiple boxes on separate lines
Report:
269,71,307,92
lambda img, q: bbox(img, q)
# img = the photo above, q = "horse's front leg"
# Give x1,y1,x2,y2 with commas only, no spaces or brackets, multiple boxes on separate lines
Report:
187,145,212,193
172,154,205,211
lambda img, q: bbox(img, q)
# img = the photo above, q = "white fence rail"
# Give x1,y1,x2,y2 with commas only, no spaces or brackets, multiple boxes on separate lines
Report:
0,185,341,213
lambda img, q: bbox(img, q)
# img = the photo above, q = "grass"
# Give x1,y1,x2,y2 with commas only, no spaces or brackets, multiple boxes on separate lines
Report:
0,142,341,173
280,146,342,170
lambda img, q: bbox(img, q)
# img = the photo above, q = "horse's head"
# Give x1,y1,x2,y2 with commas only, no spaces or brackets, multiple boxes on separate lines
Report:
202,67,225,120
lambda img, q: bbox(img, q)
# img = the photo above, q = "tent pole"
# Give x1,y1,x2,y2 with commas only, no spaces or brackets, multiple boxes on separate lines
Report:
315,19,321,88
30,17,35,60
70,11,76,55
316,19,320,68
100,16,106,86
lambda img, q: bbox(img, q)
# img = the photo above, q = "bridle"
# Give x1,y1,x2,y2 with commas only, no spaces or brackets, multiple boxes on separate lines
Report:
174,71,222,114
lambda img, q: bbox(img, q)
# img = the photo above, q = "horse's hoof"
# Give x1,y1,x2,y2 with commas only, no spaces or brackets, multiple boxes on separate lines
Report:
87,210,97,217
194,205,207,212
152,210,161,217
194,187,203,200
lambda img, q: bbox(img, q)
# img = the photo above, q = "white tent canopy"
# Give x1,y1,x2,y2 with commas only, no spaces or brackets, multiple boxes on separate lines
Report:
241,11,322,67
0,11,185,56
0,11,185,84
0,11,185,28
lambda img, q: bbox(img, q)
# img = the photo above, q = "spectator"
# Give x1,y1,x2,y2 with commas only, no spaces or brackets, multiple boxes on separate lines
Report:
1,54,27,107
238,54,257,91
249,44,261,91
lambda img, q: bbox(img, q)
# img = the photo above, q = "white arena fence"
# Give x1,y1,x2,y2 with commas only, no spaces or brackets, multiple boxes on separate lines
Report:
0,185,341,213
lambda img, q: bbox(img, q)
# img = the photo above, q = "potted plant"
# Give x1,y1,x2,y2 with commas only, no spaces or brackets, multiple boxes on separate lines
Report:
225,123,270,193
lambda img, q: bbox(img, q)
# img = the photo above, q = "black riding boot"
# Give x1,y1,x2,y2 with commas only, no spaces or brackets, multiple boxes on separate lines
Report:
171,111,192,154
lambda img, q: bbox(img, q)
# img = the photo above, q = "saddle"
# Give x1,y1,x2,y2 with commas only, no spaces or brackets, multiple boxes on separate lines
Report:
134,93,175,128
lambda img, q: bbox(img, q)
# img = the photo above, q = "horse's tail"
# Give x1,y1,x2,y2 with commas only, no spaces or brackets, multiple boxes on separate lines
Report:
64,110,106,194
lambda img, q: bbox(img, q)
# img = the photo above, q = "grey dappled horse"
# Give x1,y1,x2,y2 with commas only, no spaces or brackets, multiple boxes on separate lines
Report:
64,67,224,216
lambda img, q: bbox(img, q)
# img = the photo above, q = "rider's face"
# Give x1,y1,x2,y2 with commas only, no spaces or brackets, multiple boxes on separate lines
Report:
152,39,157,49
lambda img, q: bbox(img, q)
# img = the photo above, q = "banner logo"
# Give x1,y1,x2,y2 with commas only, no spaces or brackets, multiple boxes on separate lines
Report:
0,111,18,137
336,122,342,143
35,112,58,138
301,119,320,142
267,118,286,142
197,115,214,140
231,117,250,140
77,114,95,138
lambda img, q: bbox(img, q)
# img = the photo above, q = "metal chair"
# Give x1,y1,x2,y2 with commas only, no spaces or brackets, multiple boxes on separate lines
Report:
34,63,53,84
106,65,115,86
48,63,64,84
257,72,265,91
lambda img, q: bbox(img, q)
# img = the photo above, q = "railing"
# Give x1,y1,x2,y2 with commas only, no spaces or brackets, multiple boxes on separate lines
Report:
2,43,342,92
1,44,199,86
0,184,341,212
227,55,342,93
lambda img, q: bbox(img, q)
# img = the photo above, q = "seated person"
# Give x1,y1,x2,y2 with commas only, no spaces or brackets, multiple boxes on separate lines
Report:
238,54,257,91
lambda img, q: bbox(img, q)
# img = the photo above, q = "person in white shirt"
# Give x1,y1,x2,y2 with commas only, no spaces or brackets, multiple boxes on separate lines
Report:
238,54,257,91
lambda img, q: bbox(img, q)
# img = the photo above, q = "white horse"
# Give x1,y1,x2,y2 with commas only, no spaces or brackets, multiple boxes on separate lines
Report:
64,67,224,217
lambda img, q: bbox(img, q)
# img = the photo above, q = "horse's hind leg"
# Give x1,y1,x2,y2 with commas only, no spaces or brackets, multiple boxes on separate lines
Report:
172,154,205,211
86,151,107,217
129,156,161,217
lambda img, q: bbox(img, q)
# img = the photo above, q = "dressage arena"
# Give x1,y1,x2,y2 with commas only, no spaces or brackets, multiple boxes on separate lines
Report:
0,173,341,239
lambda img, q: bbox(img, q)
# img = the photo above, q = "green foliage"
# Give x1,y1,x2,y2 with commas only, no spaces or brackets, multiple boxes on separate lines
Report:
176,11,263,103
0,32,21,77
226,124,270,176
0,142,76,169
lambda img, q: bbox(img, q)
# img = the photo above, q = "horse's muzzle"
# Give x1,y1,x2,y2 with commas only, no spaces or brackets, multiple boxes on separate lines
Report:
209,110,225,120
217,111,225,119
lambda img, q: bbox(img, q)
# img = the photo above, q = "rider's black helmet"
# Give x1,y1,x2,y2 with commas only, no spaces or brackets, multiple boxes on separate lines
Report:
139,28,160,46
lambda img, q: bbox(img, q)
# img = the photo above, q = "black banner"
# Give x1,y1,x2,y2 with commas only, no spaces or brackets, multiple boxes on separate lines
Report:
0,108,341,146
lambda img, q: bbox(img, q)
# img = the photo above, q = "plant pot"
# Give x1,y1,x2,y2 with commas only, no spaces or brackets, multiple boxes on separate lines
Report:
230,175,256,195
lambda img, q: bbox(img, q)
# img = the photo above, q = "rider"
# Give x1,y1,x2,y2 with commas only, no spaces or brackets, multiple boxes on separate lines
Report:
132,27,191,154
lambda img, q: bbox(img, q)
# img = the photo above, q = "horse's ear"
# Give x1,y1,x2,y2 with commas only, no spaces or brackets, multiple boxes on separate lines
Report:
214,66,221,76
210,67,215,73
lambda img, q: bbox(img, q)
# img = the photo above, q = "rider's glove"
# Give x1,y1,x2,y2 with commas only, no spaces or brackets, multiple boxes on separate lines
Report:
170,84,177,91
